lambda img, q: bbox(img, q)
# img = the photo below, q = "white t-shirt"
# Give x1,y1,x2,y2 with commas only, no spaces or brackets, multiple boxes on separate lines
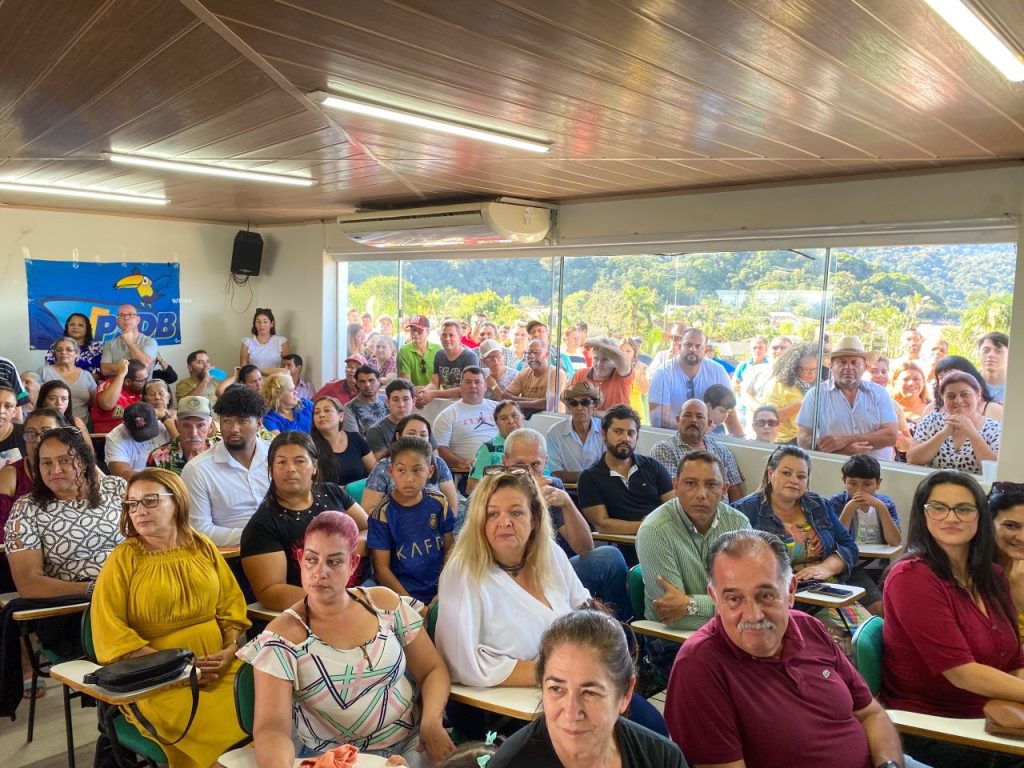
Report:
435,540,590,687
242,335,287,370
431,399,499,463
104,423,170,472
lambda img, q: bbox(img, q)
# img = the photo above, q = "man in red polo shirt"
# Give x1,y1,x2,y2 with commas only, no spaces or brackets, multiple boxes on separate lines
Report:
665,529,906,768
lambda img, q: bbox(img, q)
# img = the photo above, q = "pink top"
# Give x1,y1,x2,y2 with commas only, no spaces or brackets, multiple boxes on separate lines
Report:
883,556,1023,717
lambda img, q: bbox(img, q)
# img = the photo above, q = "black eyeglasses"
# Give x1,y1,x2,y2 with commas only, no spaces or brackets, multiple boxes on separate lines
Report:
923,501,979,522
121,493,175,514
566,398,595,408
753,419,780,428
25,425,82,442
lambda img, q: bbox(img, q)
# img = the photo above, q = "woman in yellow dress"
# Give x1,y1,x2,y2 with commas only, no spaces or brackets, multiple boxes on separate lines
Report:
91,467,250,768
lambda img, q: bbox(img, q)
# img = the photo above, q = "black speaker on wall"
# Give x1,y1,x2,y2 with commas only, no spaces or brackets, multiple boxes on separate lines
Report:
231,230,263,276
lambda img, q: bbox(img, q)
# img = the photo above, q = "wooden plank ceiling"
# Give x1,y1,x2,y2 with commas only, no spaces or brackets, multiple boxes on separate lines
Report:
0,0,1021,224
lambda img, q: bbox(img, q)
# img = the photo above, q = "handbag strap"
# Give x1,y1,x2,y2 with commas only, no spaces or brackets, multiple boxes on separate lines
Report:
127,664,199,747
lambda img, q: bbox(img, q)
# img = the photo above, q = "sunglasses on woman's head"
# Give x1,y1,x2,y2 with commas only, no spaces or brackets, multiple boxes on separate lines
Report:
482,466,529,478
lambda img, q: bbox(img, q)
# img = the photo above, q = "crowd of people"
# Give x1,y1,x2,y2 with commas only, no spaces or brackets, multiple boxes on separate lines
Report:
0,302,1018,768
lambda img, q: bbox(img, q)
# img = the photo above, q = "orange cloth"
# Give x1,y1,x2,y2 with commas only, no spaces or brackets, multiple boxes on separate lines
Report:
300,744,359,768
569,367,635,411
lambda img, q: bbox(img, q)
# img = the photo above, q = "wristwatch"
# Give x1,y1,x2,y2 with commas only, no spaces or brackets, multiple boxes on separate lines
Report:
685,598,699,616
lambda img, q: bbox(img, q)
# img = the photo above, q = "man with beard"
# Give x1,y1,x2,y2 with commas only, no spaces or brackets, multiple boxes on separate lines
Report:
147,395,217,473
503,339,566,416
651,399,745,502
649,328,733,430
797,336,898,461
416,319,480,407
182,385,271,546
578,404,674,537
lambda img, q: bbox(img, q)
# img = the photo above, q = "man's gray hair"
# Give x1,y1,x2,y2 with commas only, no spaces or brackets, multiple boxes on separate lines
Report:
504,427,547,457
708,530,793,585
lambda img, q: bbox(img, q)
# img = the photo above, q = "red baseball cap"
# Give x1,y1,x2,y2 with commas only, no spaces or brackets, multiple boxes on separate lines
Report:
404,314,430,330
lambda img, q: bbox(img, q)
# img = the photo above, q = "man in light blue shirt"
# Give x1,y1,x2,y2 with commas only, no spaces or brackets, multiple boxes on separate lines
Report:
649,328,732,429
796,336,898,461
546,380,605,484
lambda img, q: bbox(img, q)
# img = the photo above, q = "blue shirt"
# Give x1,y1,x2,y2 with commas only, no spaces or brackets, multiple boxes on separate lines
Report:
546,417,604,474
649,359,731,419
827,490,900,546
367,489,455,603
731,491,859,577
262,398,313,433
796,379,898,461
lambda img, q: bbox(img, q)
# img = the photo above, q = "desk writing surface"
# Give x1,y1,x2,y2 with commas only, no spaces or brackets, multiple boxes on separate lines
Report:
592,532,637,545
0,591,90,621
49,658,197,705
218,747,389,767
247,602,281,622
449,683,541,720
857,544,901,559
630,620,696,643
888,709,1024,756
794,584,865,607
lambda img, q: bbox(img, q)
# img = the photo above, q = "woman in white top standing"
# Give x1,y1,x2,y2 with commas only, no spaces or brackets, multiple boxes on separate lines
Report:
240,307,289,373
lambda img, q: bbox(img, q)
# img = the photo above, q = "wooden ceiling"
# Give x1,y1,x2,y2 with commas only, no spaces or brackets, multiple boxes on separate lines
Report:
0,0,1022,224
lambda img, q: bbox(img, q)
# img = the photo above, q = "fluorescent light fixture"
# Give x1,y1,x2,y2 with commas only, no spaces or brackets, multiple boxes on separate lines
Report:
0,181,169,206
310,91,550,153
105,153,316,187
923,0,1024,81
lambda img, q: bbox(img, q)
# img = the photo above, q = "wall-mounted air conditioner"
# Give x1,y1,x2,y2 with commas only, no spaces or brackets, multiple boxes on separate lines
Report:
335,198,555,248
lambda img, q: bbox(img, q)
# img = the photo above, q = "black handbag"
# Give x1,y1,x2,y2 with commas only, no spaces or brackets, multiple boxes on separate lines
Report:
84,649,200,746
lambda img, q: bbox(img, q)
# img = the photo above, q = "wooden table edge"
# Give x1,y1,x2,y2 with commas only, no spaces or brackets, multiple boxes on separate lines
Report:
448,688,540,721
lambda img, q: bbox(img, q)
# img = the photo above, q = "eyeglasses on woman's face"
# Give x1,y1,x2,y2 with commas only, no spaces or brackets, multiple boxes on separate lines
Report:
121,493,175,514
923,501,979,522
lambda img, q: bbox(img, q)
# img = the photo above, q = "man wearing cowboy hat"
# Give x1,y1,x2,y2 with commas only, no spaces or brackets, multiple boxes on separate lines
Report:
547,380,605,484
567,336,635,413
796,336,898,461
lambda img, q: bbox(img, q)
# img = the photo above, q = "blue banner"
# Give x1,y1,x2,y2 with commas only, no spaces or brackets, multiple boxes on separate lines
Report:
25,260,181,350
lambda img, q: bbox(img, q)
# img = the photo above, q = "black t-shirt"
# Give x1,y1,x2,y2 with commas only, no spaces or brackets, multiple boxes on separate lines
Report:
578,454,673,522
489,716,687,768
0,423,26,464
240,482,356,587
321,431,372,486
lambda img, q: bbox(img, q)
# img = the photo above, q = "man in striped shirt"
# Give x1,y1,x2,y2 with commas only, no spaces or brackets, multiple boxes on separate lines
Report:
636,450,750,679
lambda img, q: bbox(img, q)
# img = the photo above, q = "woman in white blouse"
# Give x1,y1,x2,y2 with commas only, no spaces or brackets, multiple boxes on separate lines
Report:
435,469,589,688
240,307,289,373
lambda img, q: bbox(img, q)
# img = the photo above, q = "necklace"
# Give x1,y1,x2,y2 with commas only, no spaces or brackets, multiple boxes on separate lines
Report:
495,555,528,577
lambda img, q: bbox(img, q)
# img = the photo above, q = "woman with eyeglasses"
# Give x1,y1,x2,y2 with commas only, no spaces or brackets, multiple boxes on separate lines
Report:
749,404,781,444
0,386,26,466
883,471,1024,768
762,342,819,444
92,467,250,768
361,414,458,516
990,482,1024,640
241,307,289,374
906,372,1000,474
37,379,90,435
43,312,104,379
41,335,97,423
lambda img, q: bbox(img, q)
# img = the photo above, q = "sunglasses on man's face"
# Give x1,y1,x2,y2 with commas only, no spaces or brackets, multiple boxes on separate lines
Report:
566,398,595,408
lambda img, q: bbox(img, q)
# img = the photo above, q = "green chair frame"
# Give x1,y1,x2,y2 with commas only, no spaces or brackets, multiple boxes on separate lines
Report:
850,615,884,697
628,564,645,621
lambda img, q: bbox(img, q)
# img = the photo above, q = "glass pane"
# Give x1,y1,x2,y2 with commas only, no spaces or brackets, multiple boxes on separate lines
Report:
820,242,1015,474
343,259,401,379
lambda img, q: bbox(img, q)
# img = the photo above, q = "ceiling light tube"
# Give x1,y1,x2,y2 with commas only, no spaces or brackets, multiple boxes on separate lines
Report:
923,0,1024,81
310,92,550,153
106,153,316,186
0,181,169,206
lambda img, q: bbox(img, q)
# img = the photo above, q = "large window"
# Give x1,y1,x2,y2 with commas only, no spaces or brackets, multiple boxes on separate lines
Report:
339,240,1015,474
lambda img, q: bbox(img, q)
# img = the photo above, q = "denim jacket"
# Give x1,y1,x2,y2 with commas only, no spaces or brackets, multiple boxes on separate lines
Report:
732,491,859,578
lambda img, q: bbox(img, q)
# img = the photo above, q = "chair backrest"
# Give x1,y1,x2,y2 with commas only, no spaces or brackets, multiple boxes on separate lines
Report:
81,606,96,662
628,564,645,621
234,661,255,736
426,602,439,642
345,478,367,505
850,615,884,696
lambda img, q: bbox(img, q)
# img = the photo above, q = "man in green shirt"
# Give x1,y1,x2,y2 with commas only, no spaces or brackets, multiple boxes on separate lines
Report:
636,449,750,679
397,314,441,387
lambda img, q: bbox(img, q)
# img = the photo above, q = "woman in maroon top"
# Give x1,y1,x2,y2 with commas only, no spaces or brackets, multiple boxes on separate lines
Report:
883,469,1024,768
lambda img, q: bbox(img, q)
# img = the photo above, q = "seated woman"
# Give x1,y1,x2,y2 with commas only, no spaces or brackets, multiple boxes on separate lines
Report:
883,470,1024,768
41,336,96,424
749,404,781,444
370,335,397,383
467,400,524,494
732,446,872,613
241,432,367,611
362,415,458,515
907,372,999,475
92,468,250,767
36,379,90,435
763,342,818,444
489,609,686,767
261,373,313,434
991,482,1024,639
5,427,124,657
143,379,178,440
238,511,455,766
241,307,289,374
0,386,26,466
310,396,375,486
44,312,104,378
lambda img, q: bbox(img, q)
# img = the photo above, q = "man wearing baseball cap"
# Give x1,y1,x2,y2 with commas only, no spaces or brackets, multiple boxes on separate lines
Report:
397,314,441,388
796,335,898,461
314,353,366,406
148,395,217,474
105,402,171,480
